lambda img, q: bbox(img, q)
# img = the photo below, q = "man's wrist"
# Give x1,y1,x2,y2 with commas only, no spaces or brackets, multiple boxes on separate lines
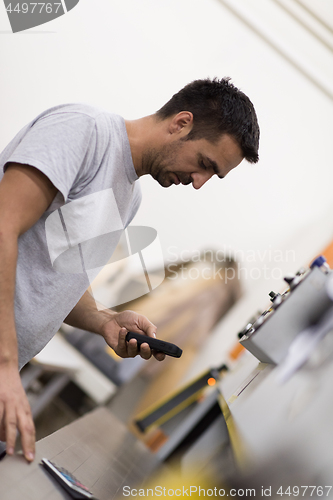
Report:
94,308,117,336
0,333,18,366
64,306,117,336
64,289,118,334
0,352,18,367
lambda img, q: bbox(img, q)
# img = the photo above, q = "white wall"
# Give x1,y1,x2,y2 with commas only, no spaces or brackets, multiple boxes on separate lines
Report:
1,0,333,341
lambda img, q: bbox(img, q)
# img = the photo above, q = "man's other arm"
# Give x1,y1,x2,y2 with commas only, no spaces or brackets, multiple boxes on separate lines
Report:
0,162,57,462
64,291,165,361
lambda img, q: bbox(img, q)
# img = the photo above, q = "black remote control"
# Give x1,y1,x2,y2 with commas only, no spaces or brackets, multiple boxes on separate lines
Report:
126,332,182,358
41,458,97,499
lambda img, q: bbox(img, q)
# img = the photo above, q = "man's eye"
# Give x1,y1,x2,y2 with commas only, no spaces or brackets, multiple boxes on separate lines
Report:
200,160,207,170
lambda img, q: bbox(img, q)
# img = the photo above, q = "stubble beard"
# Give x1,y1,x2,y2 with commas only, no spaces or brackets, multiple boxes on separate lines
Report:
142,141,186,187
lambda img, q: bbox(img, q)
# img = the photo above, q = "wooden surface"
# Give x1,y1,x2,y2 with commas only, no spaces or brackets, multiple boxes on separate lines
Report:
0,407,160,500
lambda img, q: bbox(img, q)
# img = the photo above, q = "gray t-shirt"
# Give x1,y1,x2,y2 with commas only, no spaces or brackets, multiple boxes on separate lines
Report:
0,104,141,369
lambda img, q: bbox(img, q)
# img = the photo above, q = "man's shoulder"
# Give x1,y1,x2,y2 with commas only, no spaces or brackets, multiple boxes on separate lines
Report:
35,103,119,123
30,104,125,146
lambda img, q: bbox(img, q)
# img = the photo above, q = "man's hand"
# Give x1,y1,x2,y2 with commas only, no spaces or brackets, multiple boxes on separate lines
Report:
0,363,35,462
100,310,165,362
64,292,166,361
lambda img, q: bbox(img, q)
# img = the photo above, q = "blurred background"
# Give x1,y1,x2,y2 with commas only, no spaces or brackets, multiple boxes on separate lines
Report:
0,0,333,447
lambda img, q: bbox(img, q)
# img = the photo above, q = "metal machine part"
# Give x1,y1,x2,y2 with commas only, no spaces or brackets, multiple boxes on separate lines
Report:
239,258,333,364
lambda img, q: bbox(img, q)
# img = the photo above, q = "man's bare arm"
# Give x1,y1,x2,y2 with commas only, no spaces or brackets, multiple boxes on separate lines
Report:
64,291,116,334
0,162,57,461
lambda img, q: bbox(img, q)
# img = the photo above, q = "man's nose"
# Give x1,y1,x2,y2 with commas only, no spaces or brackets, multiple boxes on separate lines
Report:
191,172,213,190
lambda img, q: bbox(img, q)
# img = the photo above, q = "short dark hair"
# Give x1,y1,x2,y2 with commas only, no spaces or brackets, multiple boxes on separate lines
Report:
156,77,260,163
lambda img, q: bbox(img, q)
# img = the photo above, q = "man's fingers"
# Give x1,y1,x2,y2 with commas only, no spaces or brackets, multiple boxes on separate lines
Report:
116,328,128,356
136,316,157,339
4,403,35,461
124,335,153,360
0,367,36,461
139,343,152,360
118,328,143,358
127,338,139,357
5,407,17,456
146,326,157,339
111,313,162,361
17,408,35,462
153,351,166,362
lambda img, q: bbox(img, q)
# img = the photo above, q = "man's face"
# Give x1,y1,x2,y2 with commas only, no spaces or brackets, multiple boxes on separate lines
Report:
142,133,244,189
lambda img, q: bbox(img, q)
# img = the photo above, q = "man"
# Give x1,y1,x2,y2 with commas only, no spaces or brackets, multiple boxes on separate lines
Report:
0,77,259,462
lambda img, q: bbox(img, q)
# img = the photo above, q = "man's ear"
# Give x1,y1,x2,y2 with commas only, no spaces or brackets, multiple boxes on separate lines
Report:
168,111,193,135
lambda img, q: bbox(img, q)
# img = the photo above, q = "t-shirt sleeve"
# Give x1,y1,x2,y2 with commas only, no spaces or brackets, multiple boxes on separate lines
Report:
4,111,96,203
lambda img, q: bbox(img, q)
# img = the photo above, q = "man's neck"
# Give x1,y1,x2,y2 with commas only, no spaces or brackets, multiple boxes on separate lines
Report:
125,115,163,177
